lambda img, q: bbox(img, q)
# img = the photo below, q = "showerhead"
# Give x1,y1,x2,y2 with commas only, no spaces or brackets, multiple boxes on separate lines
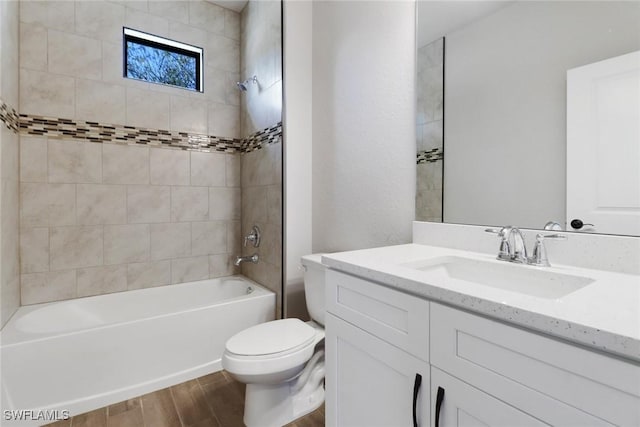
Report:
236,75,258,92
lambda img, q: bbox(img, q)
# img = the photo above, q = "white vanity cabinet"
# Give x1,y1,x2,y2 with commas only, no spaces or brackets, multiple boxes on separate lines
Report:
325,269,640,427
325,270,430,426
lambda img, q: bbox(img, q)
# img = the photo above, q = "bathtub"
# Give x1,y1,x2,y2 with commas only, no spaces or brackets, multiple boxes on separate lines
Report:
0,276,275,425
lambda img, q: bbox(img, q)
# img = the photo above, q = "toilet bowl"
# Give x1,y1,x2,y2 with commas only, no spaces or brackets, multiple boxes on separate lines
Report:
222,254,326,427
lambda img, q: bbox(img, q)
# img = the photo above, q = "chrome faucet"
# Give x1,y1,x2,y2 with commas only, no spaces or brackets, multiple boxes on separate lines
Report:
234,253,259,266
485,226,566,266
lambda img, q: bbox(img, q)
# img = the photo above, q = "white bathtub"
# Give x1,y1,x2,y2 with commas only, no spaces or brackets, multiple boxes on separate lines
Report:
0,276,275,425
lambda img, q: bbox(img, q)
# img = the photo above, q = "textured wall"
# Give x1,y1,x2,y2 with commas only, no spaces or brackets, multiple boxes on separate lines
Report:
311,0,415,253
17,0,245,305
239,1,283,317
0,0,20,327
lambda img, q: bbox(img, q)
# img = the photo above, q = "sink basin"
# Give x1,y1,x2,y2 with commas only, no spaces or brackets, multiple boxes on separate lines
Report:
401,256,595,299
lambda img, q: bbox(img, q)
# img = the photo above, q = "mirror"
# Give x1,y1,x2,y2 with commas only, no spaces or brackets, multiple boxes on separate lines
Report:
415,1,640,236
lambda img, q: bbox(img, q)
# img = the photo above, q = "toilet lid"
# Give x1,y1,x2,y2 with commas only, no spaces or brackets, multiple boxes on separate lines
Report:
226,319,317,356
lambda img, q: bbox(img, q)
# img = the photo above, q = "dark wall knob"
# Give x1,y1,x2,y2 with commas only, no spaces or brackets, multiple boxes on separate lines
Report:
570,219,594,230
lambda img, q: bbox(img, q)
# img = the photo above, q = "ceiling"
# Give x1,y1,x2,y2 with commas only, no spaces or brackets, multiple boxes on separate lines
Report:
417,0,515,47
206,0,248,13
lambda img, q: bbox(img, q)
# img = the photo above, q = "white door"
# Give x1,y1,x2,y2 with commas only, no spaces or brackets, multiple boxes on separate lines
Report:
325,313,430,427
566,50,640,235
430,368,547,427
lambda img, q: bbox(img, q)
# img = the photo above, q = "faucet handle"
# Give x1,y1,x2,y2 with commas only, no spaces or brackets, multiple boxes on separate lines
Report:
485,227,511,261
529,233,567,267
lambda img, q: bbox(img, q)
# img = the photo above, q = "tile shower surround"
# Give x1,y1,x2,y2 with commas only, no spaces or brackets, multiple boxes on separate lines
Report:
1,101,282,305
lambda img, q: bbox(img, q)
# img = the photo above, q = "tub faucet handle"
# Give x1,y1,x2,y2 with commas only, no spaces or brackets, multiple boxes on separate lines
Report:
244,225,261,248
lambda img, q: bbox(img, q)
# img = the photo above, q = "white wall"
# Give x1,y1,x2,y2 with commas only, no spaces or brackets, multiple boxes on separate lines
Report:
444,1,640,229
283,0,313,318
311,0,416,253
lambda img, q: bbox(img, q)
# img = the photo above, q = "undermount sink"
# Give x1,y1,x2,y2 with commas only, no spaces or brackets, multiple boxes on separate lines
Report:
401,256,595,299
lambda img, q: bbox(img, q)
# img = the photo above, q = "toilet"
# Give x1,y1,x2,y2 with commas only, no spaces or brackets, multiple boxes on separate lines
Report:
222,254,326,427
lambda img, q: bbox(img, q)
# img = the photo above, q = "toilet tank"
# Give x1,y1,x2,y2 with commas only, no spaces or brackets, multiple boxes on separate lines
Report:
300,254,327,326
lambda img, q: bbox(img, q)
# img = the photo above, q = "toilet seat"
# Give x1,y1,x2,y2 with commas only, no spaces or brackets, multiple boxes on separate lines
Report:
226,318,317,356
223,319,324,377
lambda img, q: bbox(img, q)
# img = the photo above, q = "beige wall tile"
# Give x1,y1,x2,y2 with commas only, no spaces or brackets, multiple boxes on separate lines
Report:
75,1,125,43
20,69,75,118
1,127,19,181
210,187,240,220
260,222,281,266
103,144,150,185
126,87,170,129
188,1,224,34
21,270,77,305
171,186,208,222
20,183,76,227
191,221,226,256
227,220,241,255
125,8,169,37
207,34,239,73
19,136,47,182
208,103,239,138
190,151,225,187
204,67,237,106
171,256,209,284
241,146,277,187
48,140,102,184
50,226,103,271
150,148,190,185
127,185,170,223
241,186,266,225
19,22,47,71
225,154,240,187
209,253,235,278
224,9,240,41
150,222,191,260
127,260,171,289
77,265,127,297
168,21,207,48
77,184,127,225
76,79,126,124
20,227,49,274
266,185,282,225
20,1,75,32
148,1,189,24
104,224,150,265
170,96,208,134
48,30,102,80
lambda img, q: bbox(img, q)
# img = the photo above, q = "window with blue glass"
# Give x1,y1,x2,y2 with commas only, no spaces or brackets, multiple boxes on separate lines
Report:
123,28,203,92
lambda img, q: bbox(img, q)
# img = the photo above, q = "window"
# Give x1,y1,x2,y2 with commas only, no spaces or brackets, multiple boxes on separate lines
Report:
123,28,203,92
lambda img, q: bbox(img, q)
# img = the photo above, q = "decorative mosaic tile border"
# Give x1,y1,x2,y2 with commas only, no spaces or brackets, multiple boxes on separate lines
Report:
242,123,283,153
0,99,20,134
14,109,282,154
417,148,443,164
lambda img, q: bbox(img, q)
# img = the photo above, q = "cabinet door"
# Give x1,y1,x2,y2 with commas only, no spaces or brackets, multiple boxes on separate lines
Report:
431,368,547,427
325,313,430,427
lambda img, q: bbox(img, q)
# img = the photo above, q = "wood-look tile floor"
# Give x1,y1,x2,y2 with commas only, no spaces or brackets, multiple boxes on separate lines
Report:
46,371,324,427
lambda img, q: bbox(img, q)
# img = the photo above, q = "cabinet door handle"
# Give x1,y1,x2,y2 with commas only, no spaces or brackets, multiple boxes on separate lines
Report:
435,386,445,427
413,373,422,427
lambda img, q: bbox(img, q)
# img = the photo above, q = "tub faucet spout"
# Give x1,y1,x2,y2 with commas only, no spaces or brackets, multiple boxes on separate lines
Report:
235,253,259,266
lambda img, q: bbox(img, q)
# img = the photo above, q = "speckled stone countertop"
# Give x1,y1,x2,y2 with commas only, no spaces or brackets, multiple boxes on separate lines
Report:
322,244,640,363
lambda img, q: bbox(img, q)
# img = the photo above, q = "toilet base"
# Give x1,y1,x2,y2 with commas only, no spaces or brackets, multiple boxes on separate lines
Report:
243,381,324,427
243,350,325,427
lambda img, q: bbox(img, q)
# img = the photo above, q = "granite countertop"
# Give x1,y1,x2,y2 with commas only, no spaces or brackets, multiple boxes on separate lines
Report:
322,244,640,363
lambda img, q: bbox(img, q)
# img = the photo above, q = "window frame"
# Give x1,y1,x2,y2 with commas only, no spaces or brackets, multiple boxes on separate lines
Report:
123,27,204,92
